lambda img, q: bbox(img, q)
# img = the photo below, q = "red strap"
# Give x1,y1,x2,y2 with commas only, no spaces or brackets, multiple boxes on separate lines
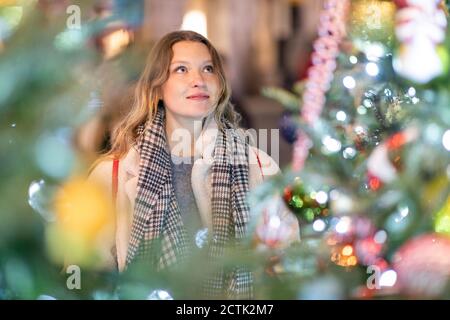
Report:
254,150,264,180
112,158,119,205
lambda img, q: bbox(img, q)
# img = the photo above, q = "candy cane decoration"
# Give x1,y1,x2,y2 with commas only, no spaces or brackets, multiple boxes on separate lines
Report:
393,0,447,83
292,0,350,171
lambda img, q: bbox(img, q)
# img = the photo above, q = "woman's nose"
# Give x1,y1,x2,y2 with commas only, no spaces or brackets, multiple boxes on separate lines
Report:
190,71,206,87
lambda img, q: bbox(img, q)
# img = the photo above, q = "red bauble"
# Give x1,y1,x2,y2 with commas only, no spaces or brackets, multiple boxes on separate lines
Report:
393,0,441,8
254,209,299,250
393,0,410,8
393,233,450,297
355,237,383,266
367,128,418,187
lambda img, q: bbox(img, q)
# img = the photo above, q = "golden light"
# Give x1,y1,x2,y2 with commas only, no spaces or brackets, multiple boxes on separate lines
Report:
331,245,359,267
54,178,113,237
351,0,396,31
47,177,115,267
350,0,396,44
435,197,450,235
342,244,354,256
101,27,133,60
180,10,207,38
0,0,22,6
347,256,358,266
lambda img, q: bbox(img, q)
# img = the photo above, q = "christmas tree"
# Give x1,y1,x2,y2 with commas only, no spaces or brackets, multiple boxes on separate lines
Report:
1,0,450,300
261,0,450,299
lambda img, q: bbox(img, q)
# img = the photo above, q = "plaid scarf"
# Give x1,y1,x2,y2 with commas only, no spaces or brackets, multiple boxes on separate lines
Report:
125,106,253,299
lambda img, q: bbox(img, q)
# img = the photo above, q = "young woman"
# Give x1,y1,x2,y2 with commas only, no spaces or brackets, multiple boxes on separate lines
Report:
89,30,299,298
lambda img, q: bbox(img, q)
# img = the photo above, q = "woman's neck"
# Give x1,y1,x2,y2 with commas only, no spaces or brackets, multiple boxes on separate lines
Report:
165,110,204,157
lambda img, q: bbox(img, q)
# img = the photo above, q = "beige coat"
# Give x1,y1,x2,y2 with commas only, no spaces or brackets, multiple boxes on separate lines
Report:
89,122,299,271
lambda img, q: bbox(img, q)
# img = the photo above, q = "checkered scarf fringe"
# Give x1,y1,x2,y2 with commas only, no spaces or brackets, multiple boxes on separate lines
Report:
125,106,253,299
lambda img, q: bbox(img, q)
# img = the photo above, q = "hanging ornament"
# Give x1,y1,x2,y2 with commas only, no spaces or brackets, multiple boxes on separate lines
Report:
283,179,329,224
28,179,56,222
348,124,370,153
366,127,418,189
252,197,300,277
434,196,450,235
393,0,448,83
279,111,298,144
195,228,209,249
384,201,416,240
393,233,450,298
292,0,350,171
253,197,300,250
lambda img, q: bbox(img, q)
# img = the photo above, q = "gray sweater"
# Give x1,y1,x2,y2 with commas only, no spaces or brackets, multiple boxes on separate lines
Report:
170,154,203,241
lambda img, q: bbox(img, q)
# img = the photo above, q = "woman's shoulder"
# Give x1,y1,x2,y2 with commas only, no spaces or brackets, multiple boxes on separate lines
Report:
88,147,140,186
88,157,114,191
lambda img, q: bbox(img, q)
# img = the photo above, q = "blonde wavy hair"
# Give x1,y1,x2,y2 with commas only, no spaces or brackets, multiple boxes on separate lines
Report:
105,30,240,160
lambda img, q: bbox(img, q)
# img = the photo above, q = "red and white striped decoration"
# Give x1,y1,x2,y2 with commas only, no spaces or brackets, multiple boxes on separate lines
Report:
393,0,447,83
292,0,350,171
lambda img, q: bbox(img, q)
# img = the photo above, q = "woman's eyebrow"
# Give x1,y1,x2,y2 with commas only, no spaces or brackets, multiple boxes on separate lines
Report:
171,60,190,65
170,60,213,65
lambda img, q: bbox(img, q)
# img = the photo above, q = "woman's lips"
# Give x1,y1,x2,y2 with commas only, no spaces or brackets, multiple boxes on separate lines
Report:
186,94,209,100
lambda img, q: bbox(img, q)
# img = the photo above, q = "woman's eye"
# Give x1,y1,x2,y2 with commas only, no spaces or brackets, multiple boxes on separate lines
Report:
204,65,214,73
175,66,187,73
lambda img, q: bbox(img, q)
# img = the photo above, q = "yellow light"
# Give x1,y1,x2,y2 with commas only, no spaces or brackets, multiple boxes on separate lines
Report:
423,176,448,211
0,0,21,6
48,177,115,267
102,28,132,60
331,245,359,267
435,197,450,235
342,245,353,256
181,10,207,38
350,0,396,44
352,0,396,30
347,256,358,266
54,178,113,237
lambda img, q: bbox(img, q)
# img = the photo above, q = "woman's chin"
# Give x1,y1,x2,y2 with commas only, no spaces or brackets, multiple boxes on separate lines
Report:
185,107,214,119
166,102,215,121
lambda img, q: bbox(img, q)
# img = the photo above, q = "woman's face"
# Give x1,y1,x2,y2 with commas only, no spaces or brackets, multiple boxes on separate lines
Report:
161,41,220,121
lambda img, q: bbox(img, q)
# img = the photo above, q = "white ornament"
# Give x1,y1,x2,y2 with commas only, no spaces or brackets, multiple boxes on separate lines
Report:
394,2,447,83
394,40,443,84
